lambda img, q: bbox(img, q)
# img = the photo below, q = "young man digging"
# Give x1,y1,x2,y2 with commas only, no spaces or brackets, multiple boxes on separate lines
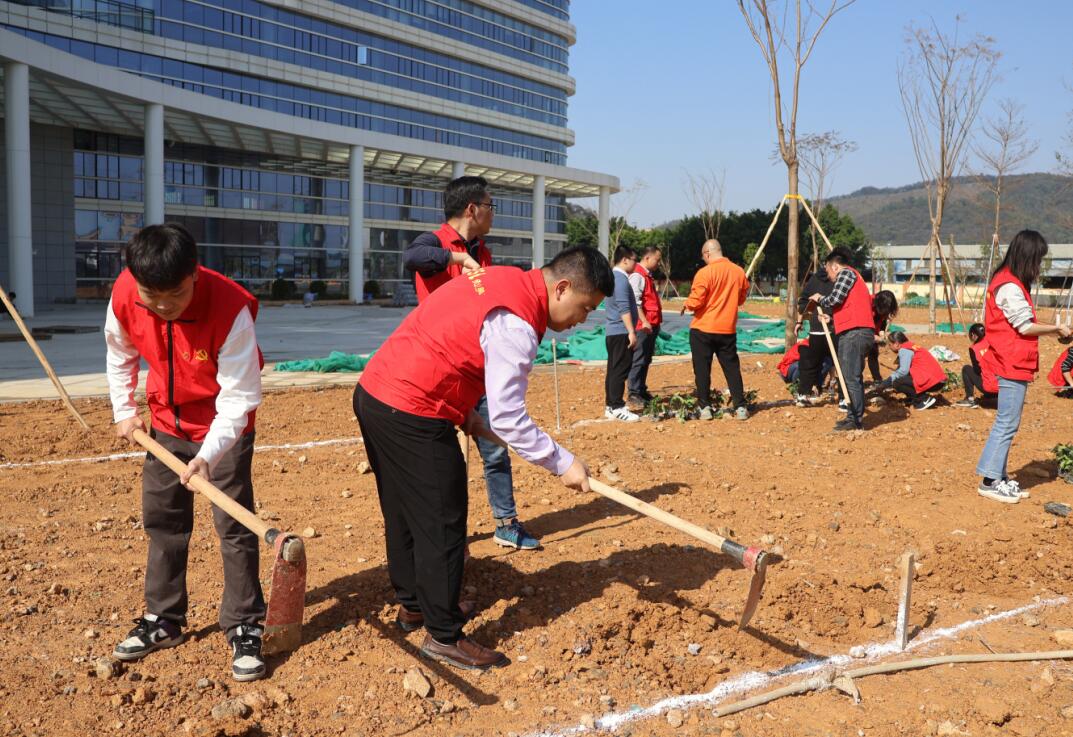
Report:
354,247,610,670
105,223,267,682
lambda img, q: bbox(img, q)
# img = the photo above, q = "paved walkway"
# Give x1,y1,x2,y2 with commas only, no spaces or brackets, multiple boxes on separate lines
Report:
0,303,720,401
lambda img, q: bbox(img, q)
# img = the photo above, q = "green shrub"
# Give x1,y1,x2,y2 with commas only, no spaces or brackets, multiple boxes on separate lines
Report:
364,280,381,299
1054,443,1073,478
270,278,295,300
309,280,328,297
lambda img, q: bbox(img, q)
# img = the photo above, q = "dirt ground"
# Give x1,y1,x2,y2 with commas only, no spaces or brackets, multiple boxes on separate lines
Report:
2,308,1073,737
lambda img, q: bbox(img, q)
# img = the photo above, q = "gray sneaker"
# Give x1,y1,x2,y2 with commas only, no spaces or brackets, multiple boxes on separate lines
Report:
734,406,749,421
977,479,1020,504
1003,478,1030,499
697,406,715,421
113,614,183,661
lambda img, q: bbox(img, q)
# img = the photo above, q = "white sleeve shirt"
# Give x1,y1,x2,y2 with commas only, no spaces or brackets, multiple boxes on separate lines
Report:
479,308,574,476
627,271,645,306
104,301,262,471
995,283,1035,334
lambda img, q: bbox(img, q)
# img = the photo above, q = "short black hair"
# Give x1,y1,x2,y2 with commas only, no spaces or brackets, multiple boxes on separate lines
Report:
873,289,898,318
545,246,615,296
824,247,855,267
613,245,637,264
444,176,490,219
969,322,986,342
641,245,662,257
124,223,198,291
887,331,909,345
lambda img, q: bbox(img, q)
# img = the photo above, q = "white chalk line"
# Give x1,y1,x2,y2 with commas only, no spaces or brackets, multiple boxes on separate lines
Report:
529,596,1069,737
0,436,364,470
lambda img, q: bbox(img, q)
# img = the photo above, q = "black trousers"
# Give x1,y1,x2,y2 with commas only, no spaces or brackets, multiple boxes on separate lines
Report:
798,332,835,396
628,325,660,398
353,385,468,644
689,329,746,409
142,429,264,634
891,376,944,402
605,333,633,409
867,342,882,382
962,365,993,399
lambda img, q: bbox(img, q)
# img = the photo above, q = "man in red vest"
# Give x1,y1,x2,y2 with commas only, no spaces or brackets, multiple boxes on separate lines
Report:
104,223,267,682
809,247,874,431
874,332,946,409
403,176,537,551
355,247,613,670
627,245,664,407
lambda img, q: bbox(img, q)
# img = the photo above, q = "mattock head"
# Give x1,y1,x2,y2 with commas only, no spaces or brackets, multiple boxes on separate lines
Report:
738,547,768,629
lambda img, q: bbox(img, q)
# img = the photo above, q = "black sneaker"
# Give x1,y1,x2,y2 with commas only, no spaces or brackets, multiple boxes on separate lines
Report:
112,614,184,661
832,418,862,432
954,397,978,408
229,625,266,682
913,396,937,411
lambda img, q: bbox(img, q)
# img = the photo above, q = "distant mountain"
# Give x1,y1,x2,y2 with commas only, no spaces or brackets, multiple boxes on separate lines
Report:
827,173,1073,245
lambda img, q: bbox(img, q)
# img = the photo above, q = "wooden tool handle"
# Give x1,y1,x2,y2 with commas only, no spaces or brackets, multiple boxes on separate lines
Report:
0,283,90,430
132,428,272,540
815,306,850,402
588,478,729,548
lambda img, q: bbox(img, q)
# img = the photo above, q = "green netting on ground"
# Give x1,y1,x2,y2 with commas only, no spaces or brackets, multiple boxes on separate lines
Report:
936,322,969,334
274,350,375,372
889,323,906,333
533,317,800,364
903,293,954,307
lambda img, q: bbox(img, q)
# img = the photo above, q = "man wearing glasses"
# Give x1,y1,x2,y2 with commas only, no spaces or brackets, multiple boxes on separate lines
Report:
403,176,541,551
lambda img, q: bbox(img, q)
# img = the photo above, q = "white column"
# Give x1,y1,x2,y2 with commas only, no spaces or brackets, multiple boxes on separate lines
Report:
5,62,33,316
597,186,610,257
531,174,546,268
451,161,465,180
348,144,365,303
143,103,165,226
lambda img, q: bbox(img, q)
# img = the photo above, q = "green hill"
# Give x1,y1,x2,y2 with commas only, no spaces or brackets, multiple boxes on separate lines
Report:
827,173,1073,245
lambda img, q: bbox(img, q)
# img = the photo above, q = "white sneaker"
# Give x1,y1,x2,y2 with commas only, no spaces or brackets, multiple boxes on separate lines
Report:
604,405,640,422
977,479,1020,504
1003,478,1030,499
838,400,849,412
698,406,715,421
793,394,808,408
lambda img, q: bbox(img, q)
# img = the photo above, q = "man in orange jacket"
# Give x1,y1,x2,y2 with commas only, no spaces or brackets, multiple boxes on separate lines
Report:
680,239,750,420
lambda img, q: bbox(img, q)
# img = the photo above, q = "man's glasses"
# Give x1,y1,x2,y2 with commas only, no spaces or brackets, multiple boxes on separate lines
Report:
475,202,497,212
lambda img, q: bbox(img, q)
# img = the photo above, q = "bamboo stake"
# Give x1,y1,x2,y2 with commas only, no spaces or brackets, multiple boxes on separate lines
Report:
894,551,915,651
975,232,999,322
744,196,787,279
0,283,90,430
934,236,963,333
712,649,1073,718
797,197,836,255
815,307,849,404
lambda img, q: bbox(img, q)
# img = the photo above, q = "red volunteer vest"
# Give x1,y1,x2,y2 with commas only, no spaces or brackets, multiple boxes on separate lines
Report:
778,339,808,380
361,266,548,425
1048,347,1073,388
111,266,262,442
414,223,493,302
832,267,874,335
970,338,999,394
903,341,946,394
984,268,1038,381
635,264,662,326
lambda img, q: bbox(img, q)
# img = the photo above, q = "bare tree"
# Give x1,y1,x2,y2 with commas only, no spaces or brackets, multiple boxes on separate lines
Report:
971,99,1036,313
682,168,726,241
797,130,858,269
738,0,857,346
898,17,1000,330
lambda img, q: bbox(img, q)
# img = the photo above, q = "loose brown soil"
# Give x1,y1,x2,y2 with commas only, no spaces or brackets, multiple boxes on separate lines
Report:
2,325,1073,737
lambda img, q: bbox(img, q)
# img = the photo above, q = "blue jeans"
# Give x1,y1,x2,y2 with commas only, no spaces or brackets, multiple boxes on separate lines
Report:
474,395,517,521
975,377,1028,480
784,362,800,384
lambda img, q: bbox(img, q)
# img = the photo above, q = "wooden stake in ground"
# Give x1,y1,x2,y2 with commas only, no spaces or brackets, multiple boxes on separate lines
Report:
551,338,561,432
895,550,915,651
0,283,90,430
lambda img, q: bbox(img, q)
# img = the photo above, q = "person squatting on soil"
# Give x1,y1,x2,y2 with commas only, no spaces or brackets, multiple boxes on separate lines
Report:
104,223,268,682
605,246,641,422
627,245,664,409
866,290,899,384
955,323,997,408
353,247,612,670
873,331,945,410
681,239,751,420
402,175,539,551
795,263,836,405
810,247,875,432
1046,342,1073,394
778,338,832,387
975,229,1072,504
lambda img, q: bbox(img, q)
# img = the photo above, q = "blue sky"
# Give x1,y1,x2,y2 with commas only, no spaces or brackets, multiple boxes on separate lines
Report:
565,1,1073,227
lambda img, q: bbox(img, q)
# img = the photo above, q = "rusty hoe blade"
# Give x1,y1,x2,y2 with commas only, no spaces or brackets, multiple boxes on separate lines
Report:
719,539,769,629
262,530,307,655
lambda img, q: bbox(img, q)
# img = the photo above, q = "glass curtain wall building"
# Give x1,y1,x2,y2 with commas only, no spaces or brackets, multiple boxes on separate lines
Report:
0,0,616,311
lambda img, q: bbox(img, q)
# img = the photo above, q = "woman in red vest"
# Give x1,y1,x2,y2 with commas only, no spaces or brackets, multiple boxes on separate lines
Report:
975,230,1072,504
1046,345,1073,391
954,323,998,408
874,332,946,409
